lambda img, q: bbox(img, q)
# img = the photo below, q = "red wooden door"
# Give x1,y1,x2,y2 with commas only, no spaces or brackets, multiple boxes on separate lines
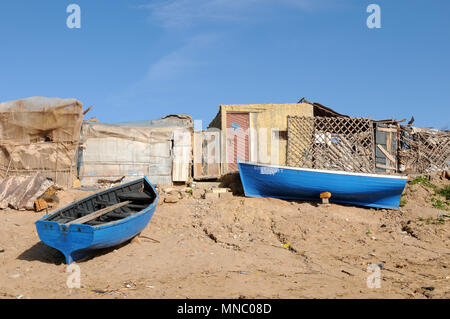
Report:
226,113,250,172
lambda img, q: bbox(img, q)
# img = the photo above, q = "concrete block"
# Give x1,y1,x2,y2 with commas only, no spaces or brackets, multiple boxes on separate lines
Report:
212,188,231,194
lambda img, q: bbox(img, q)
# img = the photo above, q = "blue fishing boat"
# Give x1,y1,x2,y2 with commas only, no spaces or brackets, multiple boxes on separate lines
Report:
238,161,407,209
35,177,158,264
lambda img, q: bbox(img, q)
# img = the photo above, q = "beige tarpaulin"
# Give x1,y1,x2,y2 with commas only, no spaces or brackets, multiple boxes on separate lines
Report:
0,173,53,210
0,97,84,187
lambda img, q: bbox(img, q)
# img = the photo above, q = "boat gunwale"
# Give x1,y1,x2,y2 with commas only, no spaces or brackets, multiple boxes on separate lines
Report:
238,161,408,180
39,177,158,230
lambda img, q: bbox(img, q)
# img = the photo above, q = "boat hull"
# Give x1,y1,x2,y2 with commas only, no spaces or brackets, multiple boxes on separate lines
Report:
238,162,407,209
35,177,158,264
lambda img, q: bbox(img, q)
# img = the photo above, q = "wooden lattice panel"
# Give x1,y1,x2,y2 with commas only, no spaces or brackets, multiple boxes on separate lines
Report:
287,116,375,173
399,127,450,173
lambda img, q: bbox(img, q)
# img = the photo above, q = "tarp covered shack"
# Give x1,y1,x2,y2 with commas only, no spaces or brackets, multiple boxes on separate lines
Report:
0,97,84,187
78,115,193,186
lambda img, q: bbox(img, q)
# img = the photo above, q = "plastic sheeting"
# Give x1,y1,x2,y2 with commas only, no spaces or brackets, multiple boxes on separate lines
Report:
0,173,53,210
0,97,84,187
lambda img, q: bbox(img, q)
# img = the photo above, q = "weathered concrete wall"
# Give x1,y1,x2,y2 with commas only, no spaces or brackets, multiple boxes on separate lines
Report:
252,103,313,166
214,103,313,174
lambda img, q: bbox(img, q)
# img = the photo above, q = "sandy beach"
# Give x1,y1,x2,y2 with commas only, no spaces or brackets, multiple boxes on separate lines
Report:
0,178,449,299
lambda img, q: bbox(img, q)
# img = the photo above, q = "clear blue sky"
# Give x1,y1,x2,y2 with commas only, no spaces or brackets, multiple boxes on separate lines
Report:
0,0,449,129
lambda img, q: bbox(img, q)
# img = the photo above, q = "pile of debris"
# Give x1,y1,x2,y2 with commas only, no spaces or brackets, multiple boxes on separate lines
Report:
156,183,234,204
399,126,450,173
96,176,126,188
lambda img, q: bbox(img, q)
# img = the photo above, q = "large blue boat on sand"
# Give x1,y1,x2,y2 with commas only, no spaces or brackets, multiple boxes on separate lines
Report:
238,161,407,209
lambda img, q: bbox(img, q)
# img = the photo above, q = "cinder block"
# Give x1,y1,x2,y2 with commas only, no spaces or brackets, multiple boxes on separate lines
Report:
212,188,231,194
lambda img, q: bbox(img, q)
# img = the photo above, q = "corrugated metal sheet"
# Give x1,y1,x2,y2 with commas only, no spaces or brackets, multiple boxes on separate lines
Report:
172,129,191,182
78,118,192,186
115,114,193,128
193,129,221,180
226,113,250,172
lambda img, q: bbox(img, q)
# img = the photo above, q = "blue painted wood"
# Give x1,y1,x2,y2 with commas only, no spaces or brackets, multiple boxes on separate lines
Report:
238,161,407,209
35,177,159,264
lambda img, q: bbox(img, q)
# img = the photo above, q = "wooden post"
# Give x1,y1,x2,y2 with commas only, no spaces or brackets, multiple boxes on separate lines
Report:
193,131,202,179
5,158,12,178
55,142,59,186
386,130,392,173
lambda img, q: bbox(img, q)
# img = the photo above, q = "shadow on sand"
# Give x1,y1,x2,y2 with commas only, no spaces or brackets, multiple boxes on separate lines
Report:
17,242,65,265
17,239,134,265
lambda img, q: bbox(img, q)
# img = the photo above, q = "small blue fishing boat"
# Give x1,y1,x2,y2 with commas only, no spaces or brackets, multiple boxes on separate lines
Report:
35,177,158,264
238,161,407,209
